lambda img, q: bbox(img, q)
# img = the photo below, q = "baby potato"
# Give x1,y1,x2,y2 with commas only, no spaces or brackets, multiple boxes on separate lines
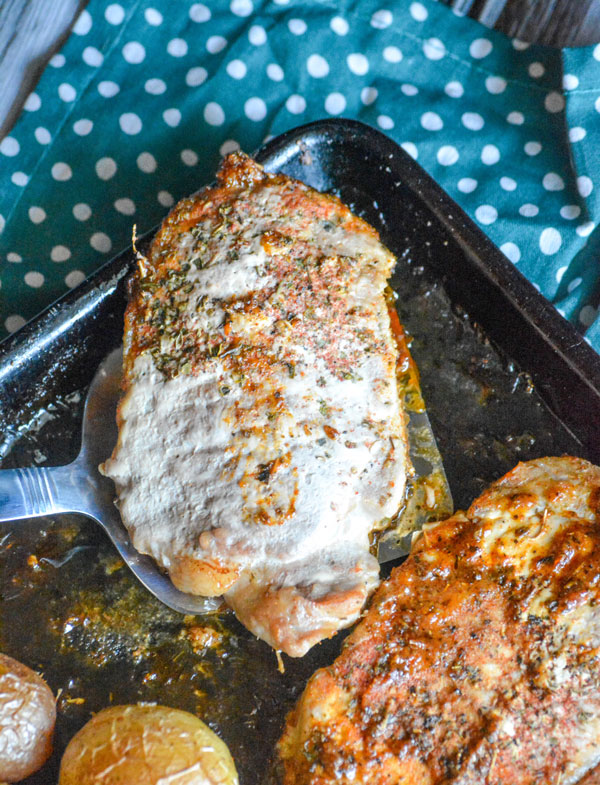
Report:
0,652,56,782
59,704,238,785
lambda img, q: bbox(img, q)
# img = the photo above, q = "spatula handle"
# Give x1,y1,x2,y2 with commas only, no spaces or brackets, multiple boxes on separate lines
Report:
0,464,77,521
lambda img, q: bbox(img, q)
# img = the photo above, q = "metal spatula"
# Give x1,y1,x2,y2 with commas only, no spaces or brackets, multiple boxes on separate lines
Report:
0,348,220,614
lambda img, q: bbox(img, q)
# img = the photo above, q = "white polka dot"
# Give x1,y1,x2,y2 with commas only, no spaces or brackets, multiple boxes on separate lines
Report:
539,227,562,255
524,141,541,156
560,205,580,220
347,53,369,75
114,198,136,216
544,92,564,113
267,64,284,81
401,84,418,96
569,127,586,143
180,149,198,166
168,38,188,57
0,214,4,234
73,203,91,221
163,108,182,127
401,142,418,160
145,78,166,95
542,172,565,191
519,204,539,217
24,92,41,111
50,53,65,67
330,16,349,35
500,242,521,263
507,111,524,125
105,4,124,24
528,62,545,78
462,112,484,131
207,35,227,54
444,81,464,98
7,252,21,262
190,4,210,22
288,18,307,35
11,172,28,186
249,25,266,45
95,157,117,180
475,205,498,225
5,315,26,333
325,92,346,115
512,39,530,50
91,232,112,253
486,76,507,94
119,113,142,135
562,73,579,90
65,270,86,288
370,9,393,28
470,38,492,58
231,0,253,16
51,245,71,261
220,139,240,155
51,162,72,181
72,9,92,35
227,60,247,79
578,176,593,198
186,67,208,87
123,41,145,64
98,80,120,98
423,38,445,60
378,115,394,130
361,86,378,105
158,190,174,207
204,103,224,126
245,97,267,121
73,120,93,139
594,43,600,61
576,221,595,237
568,277,583,293
410,2,428,20
0,137,20,156
481,145,500,165
25,271,44,288
307,54,329,77
555,266,568,283
383,46,402,63
29,206,46,223
58,83,76,102
35,127,52,144
83,46,103,66
437,145,459,166
145,8,163,25
580,305,598,327
458,177,478,194
137,152,157,174
286,94,306,114
500,176,517,191
421,111,443,131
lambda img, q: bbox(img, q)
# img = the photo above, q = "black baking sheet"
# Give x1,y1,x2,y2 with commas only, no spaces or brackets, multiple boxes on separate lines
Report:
1,119,599,784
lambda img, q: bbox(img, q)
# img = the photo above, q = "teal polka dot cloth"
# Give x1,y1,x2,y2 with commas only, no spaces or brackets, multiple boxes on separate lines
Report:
2,0,600,346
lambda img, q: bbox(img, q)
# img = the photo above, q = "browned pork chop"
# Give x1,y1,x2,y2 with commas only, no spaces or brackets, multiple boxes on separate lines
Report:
101,153,411,657
279,456,600,782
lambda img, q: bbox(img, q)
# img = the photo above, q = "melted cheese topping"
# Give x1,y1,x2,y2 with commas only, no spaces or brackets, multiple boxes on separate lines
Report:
101,154,410,655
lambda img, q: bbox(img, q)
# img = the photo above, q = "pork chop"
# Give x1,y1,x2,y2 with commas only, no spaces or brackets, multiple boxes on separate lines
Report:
279,456,600,781
100,153,411,657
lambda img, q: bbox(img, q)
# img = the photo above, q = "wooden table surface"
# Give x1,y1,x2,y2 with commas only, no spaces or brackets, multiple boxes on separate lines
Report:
0,0,599,140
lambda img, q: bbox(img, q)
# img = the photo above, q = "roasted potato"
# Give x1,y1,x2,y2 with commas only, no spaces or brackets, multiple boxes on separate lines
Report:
0,652,56,782
59,704,238,785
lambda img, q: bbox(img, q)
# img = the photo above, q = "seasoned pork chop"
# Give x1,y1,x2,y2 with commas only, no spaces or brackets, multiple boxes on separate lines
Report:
101,153,411,657
279,456,600,781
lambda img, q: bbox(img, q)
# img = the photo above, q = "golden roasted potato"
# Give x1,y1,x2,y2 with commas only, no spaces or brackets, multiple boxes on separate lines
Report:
0,652,56,782
59,704,238,785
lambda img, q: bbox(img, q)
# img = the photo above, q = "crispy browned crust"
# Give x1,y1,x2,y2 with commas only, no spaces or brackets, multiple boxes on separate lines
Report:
279,457,600,783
